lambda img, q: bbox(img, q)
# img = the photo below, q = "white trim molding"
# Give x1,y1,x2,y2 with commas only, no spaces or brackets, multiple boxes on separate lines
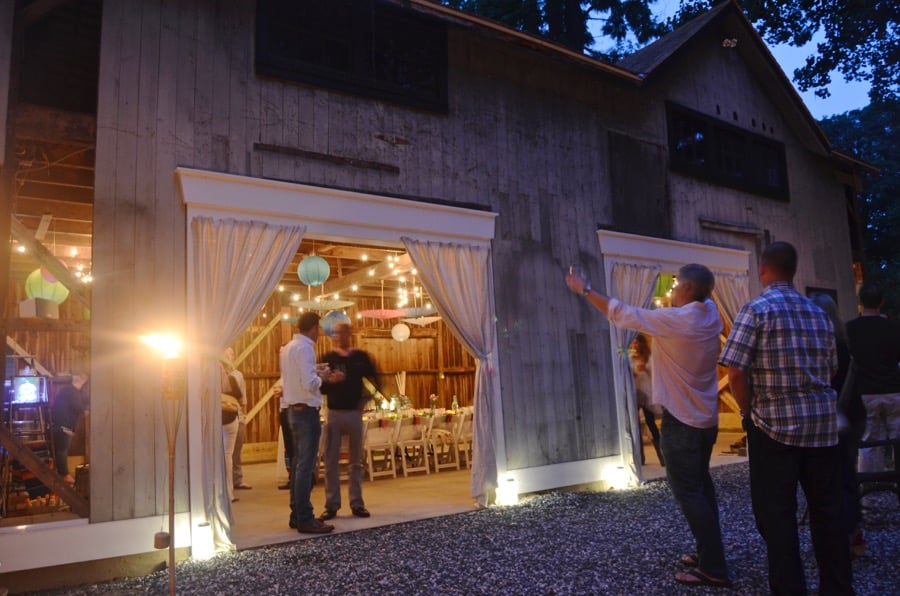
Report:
598,230,751,274
176,167,497,246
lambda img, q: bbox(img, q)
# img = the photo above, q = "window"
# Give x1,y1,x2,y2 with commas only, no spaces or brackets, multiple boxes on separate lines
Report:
256,0,448,113
667,103,789,200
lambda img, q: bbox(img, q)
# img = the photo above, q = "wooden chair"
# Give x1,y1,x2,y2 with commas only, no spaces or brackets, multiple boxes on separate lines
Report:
428,412,460,472
454,409,474,469
396,416,433,476
363,418,400,480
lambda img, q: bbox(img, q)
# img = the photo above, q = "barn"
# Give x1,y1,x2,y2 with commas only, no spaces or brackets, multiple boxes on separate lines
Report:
0,0,867,583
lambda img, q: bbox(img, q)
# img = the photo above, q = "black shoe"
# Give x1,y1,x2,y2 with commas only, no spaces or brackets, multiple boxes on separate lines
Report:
289,518,297,529
297,519,334,534
278,483,291,490
351,507,371,518
319,509,337,521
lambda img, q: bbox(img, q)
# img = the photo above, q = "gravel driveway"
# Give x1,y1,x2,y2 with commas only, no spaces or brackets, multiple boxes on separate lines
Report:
30,462,899,595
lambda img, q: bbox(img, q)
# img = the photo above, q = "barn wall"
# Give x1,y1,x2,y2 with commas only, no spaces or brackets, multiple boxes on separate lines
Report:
88,0,857,522
635,28,857,310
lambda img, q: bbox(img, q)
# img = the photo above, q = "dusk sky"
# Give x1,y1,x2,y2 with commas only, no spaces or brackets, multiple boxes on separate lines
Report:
590,4,872,121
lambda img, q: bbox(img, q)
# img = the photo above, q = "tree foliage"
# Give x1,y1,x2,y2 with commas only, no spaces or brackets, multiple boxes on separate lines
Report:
819,101,900,316
441,1,899,102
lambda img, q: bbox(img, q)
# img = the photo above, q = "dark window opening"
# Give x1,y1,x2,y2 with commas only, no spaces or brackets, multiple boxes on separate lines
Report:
667,103,789,201
256,0,448,113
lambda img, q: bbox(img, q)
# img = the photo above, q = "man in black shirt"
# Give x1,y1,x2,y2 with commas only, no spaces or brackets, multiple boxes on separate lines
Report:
846,283,900,474
51,372,89,484
319,323,382,520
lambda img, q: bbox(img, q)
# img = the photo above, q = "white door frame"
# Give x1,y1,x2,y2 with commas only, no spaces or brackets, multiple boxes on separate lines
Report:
177,167,499,555
597,230,750,483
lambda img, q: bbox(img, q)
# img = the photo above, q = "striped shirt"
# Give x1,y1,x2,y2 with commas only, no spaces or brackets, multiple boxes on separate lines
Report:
719,282,838,447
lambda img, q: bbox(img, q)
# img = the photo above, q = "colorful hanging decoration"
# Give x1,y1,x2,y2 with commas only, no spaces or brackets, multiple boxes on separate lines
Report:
391,323,411,342
321,310,351,337
24,268,69,304
297,255,330,286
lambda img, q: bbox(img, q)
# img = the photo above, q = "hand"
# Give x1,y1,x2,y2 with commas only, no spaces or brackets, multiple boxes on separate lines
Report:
328,369,346,383
565,271,587,294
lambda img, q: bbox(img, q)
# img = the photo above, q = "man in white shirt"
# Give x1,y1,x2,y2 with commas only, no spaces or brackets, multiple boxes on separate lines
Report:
566,263,730,588
280,312,343,534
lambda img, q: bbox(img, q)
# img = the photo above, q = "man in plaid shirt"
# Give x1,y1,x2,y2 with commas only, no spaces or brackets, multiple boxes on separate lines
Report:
720,241,853,595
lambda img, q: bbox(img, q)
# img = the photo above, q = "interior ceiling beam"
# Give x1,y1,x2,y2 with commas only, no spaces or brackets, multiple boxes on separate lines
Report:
14,103,96,145
34,213,52,240
318,254,413,297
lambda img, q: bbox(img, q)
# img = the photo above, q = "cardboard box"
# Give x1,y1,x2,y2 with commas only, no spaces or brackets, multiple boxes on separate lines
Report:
19,298,59,318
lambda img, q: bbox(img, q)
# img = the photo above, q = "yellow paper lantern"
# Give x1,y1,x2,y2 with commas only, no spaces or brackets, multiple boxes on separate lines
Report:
24,269,69,304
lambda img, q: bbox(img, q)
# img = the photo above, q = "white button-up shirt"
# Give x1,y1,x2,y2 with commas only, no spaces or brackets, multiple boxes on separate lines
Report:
608,298,723,429
279,333,323,408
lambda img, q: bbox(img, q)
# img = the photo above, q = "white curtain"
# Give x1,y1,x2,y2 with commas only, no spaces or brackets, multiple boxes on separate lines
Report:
401,237,498,506
609,262,661,481
711,271,750,413
190,217,305,551
711,271,750,327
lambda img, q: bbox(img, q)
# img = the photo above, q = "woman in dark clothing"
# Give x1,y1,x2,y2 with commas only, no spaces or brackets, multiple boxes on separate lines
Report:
51,373,89,484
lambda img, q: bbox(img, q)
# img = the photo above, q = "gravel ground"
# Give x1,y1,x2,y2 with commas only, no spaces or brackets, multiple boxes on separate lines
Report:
31,463,899,595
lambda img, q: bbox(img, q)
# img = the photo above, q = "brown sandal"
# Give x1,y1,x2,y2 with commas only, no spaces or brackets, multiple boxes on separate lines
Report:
675,568,732,588
679,553,699,567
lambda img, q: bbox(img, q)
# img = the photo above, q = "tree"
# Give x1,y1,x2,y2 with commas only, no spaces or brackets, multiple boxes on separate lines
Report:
819,101,900,316
441,1,899,103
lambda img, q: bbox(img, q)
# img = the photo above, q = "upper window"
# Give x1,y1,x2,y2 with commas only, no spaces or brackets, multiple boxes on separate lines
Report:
666,103,789,201
256,0,448,113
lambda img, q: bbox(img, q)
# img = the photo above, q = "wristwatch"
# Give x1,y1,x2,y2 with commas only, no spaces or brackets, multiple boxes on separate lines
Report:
582,282,592,297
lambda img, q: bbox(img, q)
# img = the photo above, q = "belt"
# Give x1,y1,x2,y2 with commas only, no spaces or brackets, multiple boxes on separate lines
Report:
291,403,319,412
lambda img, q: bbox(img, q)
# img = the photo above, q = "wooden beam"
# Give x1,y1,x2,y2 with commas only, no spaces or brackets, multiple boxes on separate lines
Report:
235,314,282,368
244,385,276,425
0,425,90,517
15,103,96,145
9,215,91,309
6,335,53,376
318,253,413,297
5,318,90,332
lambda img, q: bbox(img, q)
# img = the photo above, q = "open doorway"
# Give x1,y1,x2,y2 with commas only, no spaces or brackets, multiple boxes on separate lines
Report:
178,167,500,553
224,237,479,547
597,230,752,483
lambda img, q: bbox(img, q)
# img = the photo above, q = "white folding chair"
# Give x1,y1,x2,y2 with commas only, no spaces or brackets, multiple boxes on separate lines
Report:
396,416,433,476
363,417,399,480
428,412,460,472
455,410,474,469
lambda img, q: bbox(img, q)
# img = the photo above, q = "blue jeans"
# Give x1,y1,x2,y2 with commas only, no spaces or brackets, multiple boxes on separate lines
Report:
288,405,322,525
745,419,853,595
660,411,728,579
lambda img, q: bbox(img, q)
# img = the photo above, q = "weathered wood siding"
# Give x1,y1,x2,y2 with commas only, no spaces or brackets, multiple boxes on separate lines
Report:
641,27,857,312
89,0,856,520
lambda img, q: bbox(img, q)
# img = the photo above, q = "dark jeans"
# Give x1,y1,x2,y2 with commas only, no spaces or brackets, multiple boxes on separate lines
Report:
279,408,293,481
745,419,853,595
52,426,73,476
288,405,322,525
660,411,728,579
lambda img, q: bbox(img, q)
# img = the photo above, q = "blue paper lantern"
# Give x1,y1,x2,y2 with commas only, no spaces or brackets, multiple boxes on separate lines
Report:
321,310,351,338
297,256,330,286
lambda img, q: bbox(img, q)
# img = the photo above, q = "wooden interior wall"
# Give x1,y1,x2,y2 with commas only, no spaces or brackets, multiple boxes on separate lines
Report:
229,291,475,446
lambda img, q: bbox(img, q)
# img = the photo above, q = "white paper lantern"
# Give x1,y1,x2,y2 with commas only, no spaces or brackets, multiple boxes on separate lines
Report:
391,322,411,342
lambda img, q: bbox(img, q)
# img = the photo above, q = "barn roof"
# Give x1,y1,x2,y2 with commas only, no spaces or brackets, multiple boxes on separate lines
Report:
405,0,870,170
